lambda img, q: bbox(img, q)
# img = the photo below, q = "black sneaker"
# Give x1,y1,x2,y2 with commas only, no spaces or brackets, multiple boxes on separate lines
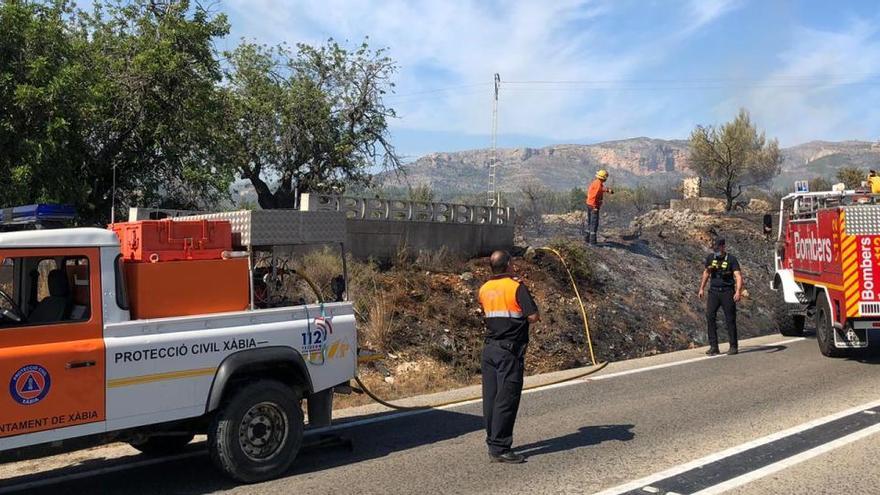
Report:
706,347,720,356
489,451,526,464
727,347,739,355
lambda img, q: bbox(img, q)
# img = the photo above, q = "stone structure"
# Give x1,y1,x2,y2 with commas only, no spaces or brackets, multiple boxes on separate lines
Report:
300,194,515,260
683,177,701,199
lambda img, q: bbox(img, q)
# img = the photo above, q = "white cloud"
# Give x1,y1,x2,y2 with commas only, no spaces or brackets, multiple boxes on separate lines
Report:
718,18,880,145
222,0,745,146
684,0,743,34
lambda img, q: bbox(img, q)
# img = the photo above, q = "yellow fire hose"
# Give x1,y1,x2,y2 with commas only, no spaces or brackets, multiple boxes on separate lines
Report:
349,246,608,411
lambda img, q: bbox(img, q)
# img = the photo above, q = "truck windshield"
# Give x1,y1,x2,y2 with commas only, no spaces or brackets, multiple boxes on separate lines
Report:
0,255,91,328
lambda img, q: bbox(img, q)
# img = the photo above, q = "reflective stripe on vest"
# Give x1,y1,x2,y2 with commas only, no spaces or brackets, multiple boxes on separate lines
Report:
485,310,524,318
710,258,729,271
479,276,523,319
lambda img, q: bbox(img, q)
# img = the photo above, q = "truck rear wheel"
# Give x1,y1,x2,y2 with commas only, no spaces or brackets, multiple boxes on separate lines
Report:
773,290,805,337
129,434,195,456
208,380,303,483
815,293,845,358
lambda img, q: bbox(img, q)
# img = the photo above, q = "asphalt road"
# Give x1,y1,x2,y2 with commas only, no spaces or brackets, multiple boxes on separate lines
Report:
4,333,880,495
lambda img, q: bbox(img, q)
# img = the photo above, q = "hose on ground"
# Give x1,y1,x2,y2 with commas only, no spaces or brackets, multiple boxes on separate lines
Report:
299,248,608,411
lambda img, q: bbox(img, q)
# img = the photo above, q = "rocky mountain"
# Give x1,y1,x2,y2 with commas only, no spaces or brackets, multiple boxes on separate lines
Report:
384,138,880,194
775,140,880,187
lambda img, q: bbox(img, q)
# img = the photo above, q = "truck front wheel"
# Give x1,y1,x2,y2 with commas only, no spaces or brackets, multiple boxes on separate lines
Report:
773,290,805,337
815,294,845,358
208,380,304,483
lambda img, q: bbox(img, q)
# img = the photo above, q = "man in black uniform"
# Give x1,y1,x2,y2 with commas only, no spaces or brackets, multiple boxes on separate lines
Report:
698,238,743,355
478,251,540,464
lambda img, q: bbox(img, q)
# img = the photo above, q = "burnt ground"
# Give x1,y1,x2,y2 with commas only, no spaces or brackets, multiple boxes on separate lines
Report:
340,208,780,406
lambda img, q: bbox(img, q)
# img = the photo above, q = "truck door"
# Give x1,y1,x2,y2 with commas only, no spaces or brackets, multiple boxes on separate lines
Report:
0,248,105,439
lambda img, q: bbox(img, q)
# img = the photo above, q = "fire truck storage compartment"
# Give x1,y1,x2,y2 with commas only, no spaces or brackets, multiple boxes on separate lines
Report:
110,219,232,262
124,258,249,319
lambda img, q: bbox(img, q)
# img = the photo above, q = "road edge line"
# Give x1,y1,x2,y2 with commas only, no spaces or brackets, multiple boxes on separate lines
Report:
692,422,880,494
592,396,880,495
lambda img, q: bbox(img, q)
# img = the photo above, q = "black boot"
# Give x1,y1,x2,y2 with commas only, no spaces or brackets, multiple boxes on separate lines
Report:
706,347,720,356
489,451,526,464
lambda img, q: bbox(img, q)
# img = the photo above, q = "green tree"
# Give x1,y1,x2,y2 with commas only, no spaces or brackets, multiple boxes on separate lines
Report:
0,1,92,212
808,177,833,192
408,184,435,203
689,109,782,211
0,0,232,223
568,187,586,212
220,39,401,209
836,167,866,189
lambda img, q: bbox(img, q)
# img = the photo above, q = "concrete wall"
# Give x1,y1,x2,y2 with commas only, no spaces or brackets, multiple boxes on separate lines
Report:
301,194,515,261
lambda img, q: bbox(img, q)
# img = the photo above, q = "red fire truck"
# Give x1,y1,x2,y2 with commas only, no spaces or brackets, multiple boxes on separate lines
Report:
773,188,880,356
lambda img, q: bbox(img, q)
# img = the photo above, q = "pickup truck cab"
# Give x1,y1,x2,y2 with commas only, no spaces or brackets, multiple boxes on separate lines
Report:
0,211,357,483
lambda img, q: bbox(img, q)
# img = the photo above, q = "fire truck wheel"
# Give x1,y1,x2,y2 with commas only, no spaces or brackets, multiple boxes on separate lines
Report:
815,294,845,358
208,380,303,483
129,434,195,456
773,292,805,337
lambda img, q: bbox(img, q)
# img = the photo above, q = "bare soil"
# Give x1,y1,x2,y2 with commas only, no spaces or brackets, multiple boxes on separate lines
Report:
342,208,779,407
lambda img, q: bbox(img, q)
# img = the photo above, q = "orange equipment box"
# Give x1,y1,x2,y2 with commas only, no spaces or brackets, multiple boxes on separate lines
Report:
110,219,232,262
124,258,249,319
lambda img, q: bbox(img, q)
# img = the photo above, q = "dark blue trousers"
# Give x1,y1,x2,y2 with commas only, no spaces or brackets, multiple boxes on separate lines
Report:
481,340,526,455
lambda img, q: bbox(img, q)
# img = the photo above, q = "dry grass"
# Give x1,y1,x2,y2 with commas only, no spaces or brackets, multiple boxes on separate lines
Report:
360,292,396,351
333,357,471,410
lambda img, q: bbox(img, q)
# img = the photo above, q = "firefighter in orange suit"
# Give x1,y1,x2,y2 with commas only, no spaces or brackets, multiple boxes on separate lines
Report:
585,169,613,245
478,250,540,464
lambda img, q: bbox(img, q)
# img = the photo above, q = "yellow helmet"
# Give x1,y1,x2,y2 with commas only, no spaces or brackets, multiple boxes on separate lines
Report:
596,169,609,180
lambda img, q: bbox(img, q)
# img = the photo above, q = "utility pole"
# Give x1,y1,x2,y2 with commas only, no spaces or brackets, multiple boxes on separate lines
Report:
488,73,500,207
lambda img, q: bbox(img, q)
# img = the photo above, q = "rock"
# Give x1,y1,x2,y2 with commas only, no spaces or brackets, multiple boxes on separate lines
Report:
384,376,395,384
747,198,771,212
670,197,726,213
460,272,474,281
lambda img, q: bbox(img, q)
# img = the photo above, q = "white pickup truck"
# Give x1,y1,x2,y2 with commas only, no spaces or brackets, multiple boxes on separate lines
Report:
0,210,357,482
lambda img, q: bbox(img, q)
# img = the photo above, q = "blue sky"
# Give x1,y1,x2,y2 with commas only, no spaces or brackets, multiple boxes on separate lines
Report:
217,0,880,158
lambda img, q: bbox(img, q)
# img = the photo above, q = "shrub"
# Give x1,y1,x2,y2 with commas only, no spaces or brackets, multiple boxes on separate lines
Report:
361,292,396,351
545,238,593,284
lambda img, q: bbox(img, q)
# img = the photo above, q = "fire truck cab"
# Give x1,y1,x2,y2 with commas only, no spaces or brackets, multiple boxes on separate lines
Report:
773,187,880,357
0,209,357,483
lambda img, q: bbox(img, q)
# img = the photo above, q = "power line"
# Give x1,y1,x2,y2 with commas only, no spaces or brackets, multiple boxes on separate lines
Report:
385,82,492,99
500,79,880,92
504,73,880,85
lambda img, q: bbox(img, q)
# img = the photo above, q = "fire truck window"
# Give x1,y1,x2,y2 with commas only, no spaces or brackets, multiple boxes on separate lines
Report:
114,254,129,310
35,259,58,302
0,256,90,328
0,258,12,301
65,258,91,321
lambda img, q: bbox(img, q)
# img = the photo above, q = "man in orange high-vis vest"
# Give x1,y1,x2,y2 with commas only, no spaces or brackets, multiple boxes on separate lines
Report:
585,169,613,245
478,250,540,464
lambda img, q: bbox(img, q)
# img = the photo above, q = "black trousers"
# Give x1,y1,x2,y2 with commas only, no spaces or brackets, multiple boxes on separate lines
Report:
585,206,600,243
481,340,525,455
707,288,738,349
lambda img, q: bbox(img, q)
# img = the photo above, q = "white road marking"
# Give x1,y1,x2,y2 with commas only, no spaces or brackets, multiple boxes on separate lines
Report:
593,397,880,495
642,487,660,493
0,337,808,492
864,410,877,415
692,422,880,494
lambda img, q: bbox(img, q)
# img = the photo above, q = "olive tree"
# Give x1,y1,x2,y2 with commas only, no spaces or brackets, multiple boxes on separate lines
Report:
689,109,782,211
220,39,401,209
836,167,866,189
